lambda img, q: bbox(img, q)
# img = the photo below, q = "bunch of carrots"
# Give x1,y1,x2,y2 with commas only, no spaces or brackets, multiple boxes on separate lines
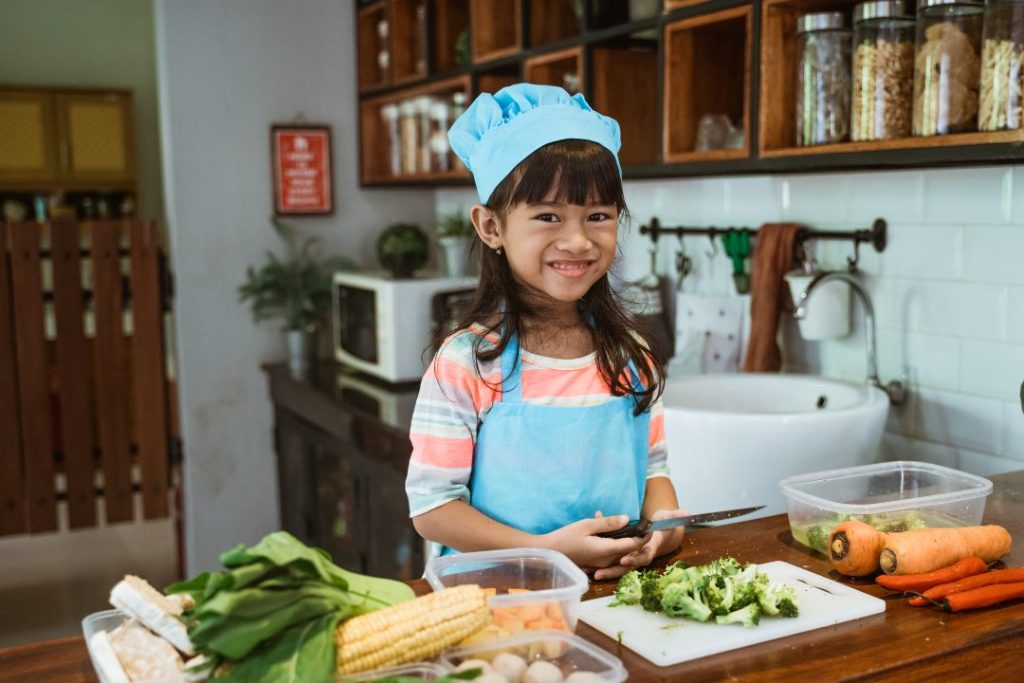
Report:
875,556,1024,612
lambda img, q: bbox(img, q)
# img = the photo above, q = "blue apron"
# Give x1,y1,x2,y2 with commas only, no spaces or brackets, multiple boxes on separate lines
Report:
441,332,650,555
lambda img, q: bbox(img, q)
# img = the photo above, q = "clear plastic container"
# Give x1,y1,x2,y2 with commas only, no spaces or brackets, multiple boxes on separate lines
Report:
341,662,451,682
852,1,917,140
796,11,853,145
980,0,1024,130
82,609,128,683
779,461,993,554
440,630,627,683
425,548,589,640
912,0,985,135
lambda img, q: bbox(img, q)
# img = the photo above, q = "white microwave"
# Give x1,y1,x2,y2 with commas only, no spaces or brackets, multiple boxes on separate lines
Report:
332,271,478,383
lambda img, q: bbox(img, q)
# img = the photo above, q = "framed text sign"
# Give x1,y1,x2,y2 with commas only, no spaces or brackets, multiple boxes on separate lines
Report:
271,124,334,215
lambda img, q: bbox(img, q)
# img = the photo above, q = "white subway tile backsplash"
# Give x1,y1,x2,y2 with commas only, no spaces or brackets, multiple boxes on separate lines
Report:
962,225,1024,286
958,340,1024,401
877,329,959,393
922,167,1012,224
1004,402,1024,459
782,174,850,225
957,449,1022,476
722,176,784,225
877,224,962,280
847,170,924,225
912,387,1004,454
1008,287,1024,342
874,279,1007,340
880,432,958,468
1011,166,1024,224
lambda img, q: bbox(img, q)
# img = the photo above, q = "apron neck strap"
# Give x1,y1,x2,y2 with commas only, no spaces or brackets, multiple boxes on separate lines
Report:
499,330,523,401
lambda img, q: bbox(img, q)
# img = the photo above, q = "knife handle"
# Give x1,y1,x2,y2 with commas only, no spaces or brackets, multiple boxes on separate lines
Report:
596,519,651,539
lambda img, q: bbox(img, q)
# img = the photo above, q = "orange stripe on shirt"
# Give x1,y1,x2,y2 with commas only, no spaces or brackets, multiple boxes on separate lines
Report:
410,433,474,469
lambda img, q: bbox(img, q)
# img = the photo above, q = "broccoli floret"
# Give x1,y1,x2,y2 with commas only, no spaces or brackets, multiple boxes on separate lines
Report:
706,575,736,616
715,602,762,627
640,570,663,613
661,582,712,622
757,581,800,618
610,570,643,606
701,556,742,577
806,525,830,553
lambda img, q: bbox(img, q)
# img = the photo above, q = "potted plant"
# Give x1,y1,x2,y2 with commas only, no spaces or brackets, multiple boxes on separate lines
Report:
377,223,429,278
239,218,355,378
435,208,475,278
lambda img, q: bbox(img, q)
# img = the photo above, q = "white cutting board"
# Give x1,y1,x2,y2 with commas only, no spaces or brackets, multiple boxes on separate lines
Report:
578,561,885,667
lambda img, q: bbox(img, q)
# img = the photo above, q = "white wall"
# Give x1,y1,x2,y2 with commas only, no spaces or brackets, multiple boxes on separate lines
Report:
154,0,435,573
0,0,164,222
437,165,1024,477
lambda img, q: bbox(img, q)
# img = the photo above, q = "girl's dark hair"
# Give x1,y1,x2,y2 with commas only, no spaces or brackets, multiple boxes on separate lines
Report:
436,139,665,415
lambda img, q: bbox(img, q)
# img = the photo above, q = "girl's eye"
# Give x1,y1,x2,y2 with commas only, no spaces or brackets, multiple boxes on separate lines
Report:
534,213,559,222
589,213,613,222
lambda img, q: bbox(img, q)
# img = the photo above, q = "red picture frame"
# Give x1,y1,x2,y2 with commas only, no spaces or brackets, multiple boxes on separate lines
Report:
271,124,334,215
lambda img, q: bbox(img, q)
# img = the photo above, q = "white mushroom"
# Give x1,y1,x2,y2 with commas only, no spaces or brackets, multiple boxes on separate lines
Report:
565,672,605,683
523,659,564,683
476,672,512,683
492,652,528,683
456,658,495,675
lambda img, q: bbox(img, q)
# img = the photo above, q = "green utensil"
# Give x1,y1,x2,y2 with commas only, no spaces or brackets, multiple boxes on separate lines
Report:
721,229,751,294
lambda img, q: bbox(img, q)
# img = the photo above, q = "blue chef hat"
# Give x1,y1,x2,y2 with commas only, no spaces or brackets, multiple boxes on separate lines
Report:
448,83,622,205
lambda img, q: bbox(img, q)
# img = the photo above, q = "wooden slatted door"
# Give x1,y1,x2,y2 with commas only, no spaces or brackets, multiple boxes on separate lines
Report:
0,219,174,534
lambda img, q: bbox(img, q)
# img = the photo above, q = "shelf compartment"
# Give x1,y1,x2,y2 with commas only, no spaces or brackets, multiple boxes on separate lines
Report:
360,76,472,185
523,47,583,93
528,0,581,48
760,128,1024,158
663,5,753,163
591,42,659,166
432,0,471,73
390,0,430,85
664,0,711,11
476,64,523,95
358,1,390,93
471,0,522,64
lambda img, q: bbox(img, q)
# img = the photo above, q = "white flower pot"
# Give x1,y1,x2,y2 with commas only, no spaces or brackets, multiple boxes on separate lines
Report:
438,236,470,278
285,329,316,380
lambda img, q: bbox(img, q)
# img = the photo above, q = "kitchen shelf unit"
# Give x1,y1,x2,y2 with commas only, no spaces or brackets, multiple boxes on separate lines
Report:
355,0,1024,187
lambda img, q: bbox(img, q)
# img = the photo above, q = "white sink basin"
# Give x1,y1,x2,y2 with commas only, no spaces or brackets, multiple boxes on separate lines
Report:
662,373,889,519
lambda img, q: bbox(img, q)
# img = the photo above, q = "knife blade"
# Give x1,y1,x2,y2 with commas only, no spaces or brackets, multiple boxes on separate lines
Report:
596,505,765,539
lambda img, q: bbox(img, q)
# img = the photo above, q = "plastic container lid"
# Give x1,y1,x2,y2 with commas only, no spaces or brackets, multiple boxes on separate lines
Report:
341,662,451,681
779,460,992,515
439,629,627,683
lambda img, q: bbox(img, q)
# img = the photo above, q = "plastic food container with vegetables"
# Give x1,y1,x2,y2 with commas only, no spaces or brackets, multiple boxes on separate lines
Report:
779,460,993,554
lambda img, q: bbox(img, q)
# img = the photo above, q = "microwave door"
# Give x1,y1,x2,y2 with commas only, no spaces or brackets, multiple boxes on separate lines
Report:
337,285,378,363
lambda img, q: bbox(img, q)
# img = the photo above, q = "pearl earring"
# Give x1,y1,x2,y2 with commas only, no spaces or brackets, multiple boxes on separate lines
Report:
495,247,503,255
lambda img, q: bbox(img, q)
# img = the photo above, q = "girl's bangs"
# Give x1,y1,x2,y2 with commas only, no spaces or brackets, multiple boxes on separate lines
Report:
493,140,624,211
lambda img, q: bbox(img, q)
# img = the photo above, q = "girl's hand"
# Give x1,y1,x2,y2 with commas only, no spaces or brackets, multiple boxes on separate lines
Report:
593,508,689,581
541,515,649,571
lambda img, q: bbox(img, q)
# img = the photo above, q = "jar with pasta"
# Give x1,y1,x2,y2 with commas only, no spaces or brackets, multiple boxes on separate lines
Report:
852,1,916,140
912,0,985,135
796,12,852,146
980,0,1024,131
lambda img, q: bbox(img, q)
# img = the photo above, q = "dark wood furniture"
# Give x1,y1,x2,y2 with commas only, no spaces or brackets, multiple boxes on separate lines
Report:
5,469,1024,682
355,0,1024,186
264,362,425,582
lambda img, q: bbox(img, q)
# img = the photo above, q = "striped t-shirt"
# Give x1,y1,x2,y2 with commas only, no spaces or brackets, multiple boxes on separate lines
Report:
405,323,669,519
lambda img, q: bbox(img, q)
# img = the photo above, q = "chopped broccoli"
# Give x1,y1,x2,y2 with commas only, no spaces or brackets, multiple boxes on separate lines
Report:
758,581,800,618
661,582,712,622
706,575,736,616
715,602,762,627
610,570,643,606
640,570,663,613
806,525,830,553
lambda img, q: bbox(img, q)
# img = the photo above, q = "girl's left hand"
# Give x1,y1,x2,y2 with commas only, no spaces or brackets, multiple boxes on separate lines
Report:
593,508,688,581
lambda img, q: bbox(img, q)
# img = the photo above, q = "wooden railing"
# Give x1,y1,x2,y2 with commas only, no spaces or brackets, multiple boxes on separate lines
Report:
0,219,176,535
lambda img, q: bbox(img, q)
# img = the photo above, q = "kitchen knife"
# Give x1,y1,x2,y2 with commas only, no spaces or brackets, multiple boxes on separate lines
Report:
596,505,765,539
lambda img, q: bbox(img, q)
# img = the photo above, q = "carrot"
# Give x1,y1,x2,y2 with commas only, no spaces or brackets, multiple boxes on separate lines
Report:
908,567,1024,606
943,581,1024,612
829,521,887,576
879,525,1012,575
875,556,988,593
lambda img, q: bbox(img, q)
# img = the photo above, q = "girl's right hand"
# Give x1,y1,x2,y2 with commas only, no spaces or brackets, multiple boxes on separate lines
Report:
541,515,649,570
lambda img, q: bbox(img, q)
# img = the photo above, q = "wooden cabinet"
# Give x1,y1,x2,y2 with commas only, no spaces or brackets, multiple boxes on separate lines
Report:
0,87,135,190
267,364,425,581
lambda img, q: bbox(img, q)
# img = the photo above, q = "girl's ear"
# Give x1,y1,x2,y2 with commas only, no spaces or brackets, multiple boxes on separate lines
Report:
470,204,502,251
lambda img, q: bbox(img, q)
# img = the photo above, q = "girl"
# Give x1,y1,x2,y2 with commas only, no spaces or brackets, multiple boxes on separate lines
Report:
405,84,685,580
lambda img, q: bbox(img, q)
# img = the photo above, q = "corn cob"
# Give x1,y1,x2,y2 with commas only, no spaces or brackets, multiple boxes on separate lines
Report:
335,584,490,675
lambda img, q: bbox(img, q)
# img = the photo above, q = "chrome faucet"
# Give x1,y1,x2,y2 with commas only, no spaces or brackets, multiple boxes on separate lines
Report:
794,271,907,405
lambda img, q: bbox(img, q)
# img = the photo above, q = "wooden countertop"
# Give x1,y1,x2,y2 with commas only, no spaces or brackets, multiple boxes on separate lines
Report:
4,471,1023,682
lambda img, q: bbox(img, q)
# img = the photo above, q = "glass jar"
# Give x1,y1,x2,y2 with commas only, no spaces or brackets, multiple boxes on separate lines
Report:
912,0,985,135
980,0,1024,130
380,103,401,176
796,12,853,146
399,99,418,175
852,1,917,140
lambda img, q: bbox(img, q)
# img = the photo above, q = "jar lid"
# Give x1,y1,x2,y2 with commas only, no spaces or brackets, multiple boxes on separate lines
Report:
917,0,983,9
854,0,912,22
796,11,848,34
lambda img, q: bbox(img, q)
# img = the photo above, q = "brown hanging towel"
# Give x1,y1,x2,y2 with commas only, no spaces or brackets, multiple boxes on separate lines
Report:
742,223,801,372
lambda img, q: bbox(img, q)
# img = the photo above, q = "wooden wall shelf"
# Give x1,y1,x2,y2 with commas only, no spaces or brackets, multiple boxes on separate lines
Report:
355,0,1024,187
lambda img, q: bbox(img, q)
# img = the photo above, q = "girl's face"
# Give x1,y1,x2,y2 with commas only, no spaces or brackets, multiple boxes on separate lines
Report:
477,188,619,305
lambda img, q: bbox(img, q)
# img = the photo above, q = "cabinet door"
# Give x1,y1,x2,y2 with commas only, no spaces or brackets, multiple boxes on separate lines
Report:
274,410,318,546
365,461,424,581
311,432,368,573
56,92,135,186
0,90,60,185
